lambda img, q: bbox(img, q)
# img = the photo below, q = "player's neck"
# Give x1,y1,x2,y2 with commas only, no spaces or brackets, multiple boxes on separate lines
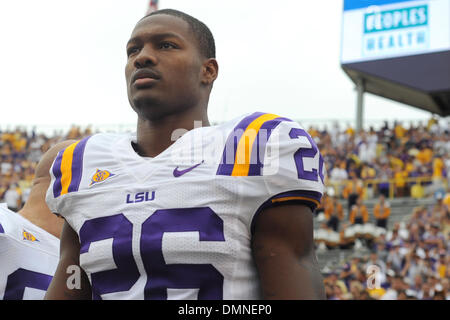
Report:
135,108,210,158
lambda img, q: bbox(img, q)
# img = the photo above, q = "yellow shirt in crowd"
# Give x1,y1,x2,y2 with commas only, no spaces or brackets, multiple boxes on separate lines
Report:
394,124,406,139
416,148,433,164
433,158,444,178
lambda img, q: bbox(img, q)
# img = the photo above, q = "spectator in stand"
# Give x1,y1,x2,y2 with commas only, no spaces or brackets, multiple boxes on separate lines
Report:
408,206,429,229
423,223,446,250
408,274,424,298
416,142,433,166
373,194,391,229
418,282,434,300
386,222,408,246
349,197,369,225
349,254,363,273
342,172,364,215
397,290,408,300
433,287,446,300
331,285,345,300
401,249,427,285
66,125,82,140
1,155,13,176
338,263,354,290
329,160,348,195
432,192,449,221
380,274,403,300
324,284,335,300
406,223,422,244
360,162,376,199
349,280,365,300
436,251,447,279
393,163,408,197
324,194,344,232
365,251,387,276
387,243,404,273
378,163,393,198
324,271,348,299
3,183,21,212
432,154,446,194
356,132,376,164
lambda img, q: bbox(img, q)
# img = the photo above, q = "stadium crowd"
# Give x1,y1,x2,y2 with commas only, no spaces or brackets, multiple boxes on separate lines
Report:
0,117,449,300
314,116,449,201
310,116,450,300
0,125,92,211
320,196,450,300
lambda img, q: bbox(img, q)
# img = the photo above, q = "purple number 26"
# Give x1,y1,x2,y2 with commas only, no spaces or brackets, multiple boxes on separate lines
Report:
79,207,225,300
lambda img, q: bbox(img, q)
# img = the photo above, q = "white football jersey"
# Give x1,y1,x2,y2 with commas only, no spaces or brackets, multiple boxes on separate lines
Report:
46,112,325,300
0,204,59,300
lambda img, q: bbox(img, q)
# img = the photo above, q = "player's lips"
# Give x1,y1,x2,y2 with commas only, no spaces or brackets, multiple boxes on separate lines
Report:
131,69,161,88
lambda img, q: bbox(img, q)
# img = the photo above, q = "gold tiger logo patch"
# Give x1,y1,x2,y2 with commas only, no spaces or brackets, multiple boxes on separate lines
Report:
90,169,115,186
23,230,39,242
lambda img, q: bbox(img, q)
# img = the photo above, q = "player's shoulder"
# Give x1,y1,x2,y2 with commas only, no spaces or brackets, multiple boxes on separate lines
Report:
216,111,311,150
217,111,302,133
0,204,20,238
52,132,127,159
48,132,132,200
214,111,317,177
0,204,59,254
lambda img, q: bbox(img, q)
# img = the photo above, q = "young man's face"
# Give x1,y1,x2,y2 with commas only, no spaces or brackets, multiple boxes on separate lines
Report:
125,14,205,120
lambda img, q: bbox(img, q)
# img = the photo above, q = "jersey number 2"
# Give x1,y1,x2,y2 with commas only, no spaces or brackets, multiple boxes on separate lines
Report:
289,128,324,183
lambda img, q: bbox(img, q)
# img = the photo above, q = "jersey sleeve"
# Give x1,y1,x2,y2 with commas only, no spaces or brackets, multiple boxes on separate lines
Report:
215,112,326,235
261,119,325,211
45,137,92,217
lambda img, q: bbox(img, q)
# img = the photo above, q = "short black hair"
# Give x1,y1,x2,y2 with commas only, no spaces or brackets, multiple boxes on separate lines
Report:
141,9,216,59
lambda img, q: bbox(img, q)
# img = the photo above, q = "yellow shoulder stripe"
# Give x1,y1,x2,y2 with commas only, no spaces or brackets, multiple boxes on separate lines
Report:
231,113,279,176
60,141,80,196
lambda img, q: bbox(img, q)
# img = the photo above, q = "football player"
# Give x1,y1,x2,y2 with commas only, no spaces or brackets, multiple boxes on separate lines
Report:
45,9,326,300
0,140,75,299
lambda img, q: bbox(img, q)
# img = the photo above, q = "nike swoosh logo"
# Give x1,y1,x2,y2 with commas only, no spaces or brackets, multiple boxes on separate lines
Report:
173,160,204,177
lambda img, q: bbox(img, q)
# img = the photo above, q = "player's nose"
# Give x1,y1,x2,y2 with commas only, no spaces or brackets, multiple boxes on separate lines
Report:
134,45,157,68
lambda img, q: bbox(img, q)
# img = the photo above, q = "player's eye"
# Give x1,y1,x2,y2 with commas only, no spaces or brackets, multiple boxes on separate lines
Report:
127,47,140,57
159,42,177,50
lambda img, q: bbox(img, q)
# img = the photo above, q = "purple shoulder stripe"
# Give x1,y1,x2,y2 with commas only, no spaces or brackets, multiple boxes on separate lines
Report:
216,112,266,176
68,136,91,193
0,223,4,233
250,190,323,235
52,150,64,198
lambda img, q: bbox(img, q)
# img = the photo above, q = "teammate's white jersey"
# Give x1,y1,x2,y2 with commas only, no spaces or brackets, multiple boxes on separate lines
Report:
46,112,325,300
0,204,59,300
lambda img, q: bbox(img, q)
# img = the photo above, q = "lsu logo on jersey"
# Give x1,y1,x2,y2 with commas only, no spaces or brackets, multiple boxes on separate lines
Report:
90,169,115,187
23,229,39,242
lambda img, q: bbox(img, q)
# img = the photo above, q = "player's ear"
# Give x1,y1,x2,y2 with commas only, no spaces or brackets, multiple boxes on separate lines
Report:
201,58,218,86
